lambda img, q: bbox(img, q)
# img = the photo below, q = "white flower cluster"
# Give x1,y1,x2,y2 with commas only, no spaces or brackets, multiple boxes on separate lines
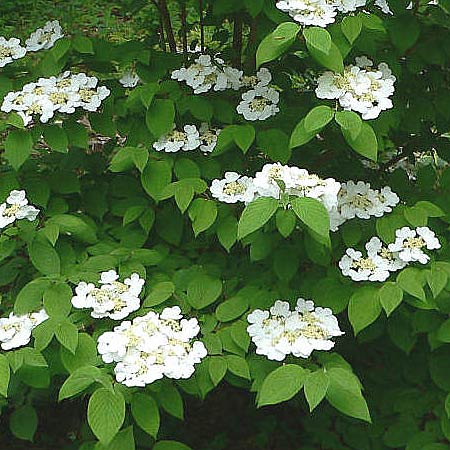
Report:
0,310,48,351
25,20,63,52
329,181,399,231
1,71,110,126
97,306,207,387
276,0,366,28
210,163,341,211
71,270,145,320
247,299,343,361
0,21,63,68
119,70,140,88
339,227,441,282
153,123,220,153
0,190,39,229
316,56,395,120
172,56,279,122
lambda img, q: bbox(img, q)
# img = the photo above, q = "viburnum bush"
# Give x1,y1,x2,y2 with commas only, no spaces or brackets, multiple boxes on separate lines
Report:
0,0,450,449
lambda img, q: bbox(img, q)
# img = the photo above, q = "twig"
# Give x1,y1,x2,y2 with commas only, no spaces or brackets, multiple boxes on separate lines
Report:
150,0,167,51
159,0,177,52
232,14,243,69
180,1,188,63
199,0,205,52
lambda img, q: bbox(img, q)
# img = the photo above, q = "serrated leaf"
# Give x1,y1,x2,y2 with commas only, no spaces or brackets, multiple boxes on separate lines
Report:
291,197,330,240
131,393,160,438
348,286,381,334
238,197,279,239
304,369,329,412
379,282,403,317
303,105,334,133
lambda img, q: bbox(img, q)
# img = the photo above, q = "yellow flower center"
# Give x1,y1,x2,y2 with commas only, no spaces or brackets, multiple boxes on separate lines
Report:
223,181,246,195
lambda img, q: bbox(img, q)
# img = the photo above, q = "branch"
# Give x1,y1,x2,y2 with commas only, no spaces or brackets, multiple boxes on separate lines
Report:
180,1,188,63
232,14,243,69
151,0,167,51
199,0,205,52
159,0,177,52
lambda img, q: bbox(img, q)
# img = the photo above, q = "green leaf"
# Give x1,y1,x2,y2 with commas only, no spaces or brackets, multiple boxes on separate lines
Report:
9,405,38,441
157,383,184,420
60,333,99,373
303,105,334,133
341,16,362,44
276,209,296,237
305,34,344,73
141,160,172,201
28,235,61,276
225,355,251,380
48,214,97,244
232,125,255,153
256,129,291,164
348,286,382,334
43,125,69,153
188,199,218,236
217,215,238,251
436,319,450,343
55,321,79,354
237,197,279,239
304,369,329,412
209,356,227,386
256,22,301,68
14,279,50,315
59,366,104,401
0,354,10,397
303,27,332,54
96,427,135,450
379,282,403,317
144,281,175,307
187,275,222,309
153,441,192,450
291,197,330,240
216,296,249,322
325,368,370,422
289,118,317,148
341,121,378,161
4,129,33,170
426,265,448,298
258,364,307,407
43,282,72,318
388,15,420,54
335,110,362,141
397,268,426,302
88,388,125,445
72,35,94,53
131,393,160,438
146,99,175,137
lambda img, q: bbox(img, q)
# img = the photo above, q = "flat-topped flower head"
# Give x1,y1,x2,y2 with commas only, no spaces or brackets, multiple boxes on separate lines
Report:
247,298,343,361
199,123,221,153
236,86,280,121
0,190,39,229
71,270,145,320
339,247,391,282
0,36,27,67
0,309,48,351
119,70,140,88
97,307,207,387
25,20,63,52
210,172,256,204
366,236,406,272
153,125,201,153
276,0,338,28
388,226,441,264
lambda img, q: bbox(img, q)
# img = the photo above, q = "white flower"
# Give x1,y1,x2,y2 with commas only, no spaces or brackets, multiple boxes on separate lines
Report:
199,123,221,153
71,270,145,320
253,163,294,199
25,20,63,52
236,86,280,121
0,37,27,68
365,236,406,272
119,71,140,88
0,190,39,229
0,309,48,351
97,308,207,387
153,125,201,153
315,58,396,120
247,298,343,361
374,0,393,14
388,226,441,264
210,172,256,204
339,247,391,282
276,0,338,27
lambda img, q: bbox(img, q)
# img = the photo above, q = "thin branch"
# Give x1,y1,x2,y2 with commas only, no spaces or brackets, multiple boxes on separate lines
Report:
232,14,243,69
180,1,188,63
159,0,177,52
246,16,259,71
151,0,167,51
199,0,205,52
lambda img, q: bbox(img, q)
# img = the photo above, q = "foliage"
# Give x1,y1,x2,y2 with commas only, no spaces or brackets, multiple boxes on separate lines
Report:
0,0,450,449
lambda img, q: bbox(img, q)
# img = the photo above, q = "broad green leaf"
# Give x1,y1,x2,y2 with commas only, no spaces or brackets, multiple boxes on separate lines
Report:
55,321,79,354
335,110,362,141
188,199,218,236
348,286,382,334
225,355,251,380
0,354,10,397
146,99,175,137
388,16,420,53
28,235,61,276
238,197,279,239
258,364,307,407
306,39,344,73
14,279,50,315
187,275,222,309
257,129,291,164
43,125,69,153
341,15,362,44
289,118,317,148
379,282,403,317
325,368,370,422
4,129,33,170
341,121,378,161
216,296,249,322
60,333,99,373
426,265,448,298
256,22,301,68
303,105,334,133
48,214,97,244
131,393,160,438
141,160,172,201
88,388,125,445
209,356,227,386
276,209,296,237
72,35,94,53
303,27,332,54
144,281,175,307
43,282,72,318
96,427,135,450
304,369,329,412
397,268,426,302
59,366,104,401
9,405,38,441
217,215,238,251
291,197,330,240
157,383,184,420
153,441,192,450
